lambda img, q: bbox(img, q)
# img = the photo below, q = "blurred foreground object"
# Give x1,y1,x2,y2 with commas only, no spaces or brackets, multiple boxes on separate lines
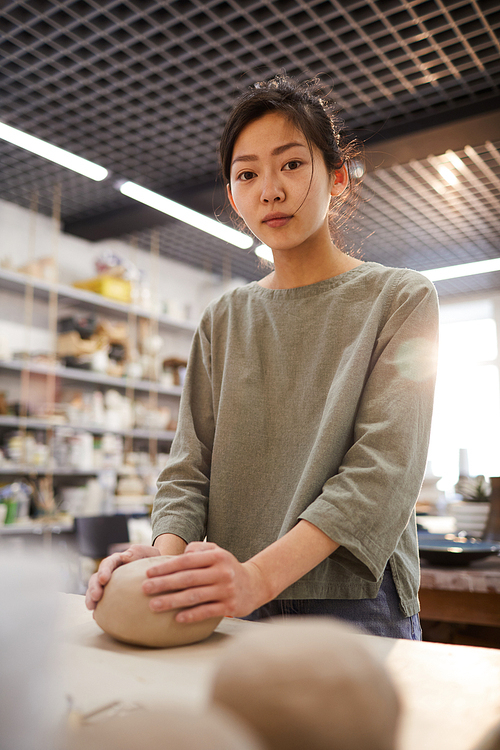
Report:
211,618,400,750
0,552,62,750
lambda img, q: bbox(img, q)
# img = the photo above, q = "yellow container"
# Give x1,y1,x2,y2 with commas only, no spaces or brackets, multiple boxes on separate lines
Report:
73,275,132,303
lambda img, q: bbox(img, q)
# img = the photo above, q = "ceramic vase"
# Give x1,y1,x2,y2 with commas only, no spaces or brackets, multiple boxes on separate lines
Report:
483,477,500,542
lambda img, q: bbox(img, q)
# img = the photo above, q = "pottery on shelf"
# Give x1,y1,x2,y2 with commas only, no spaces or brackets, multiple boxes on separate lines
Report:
447,501,490,538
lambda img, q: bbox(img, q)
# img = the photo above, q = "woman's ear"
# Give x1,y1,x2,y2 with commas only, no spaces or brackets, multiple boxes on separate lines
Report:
330,164,349,197
227,183,241,216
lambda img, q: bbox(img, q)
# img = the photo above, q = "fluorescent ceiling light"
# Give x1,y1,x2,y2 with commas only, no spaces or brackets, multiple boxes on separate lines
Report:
253,251,500,282
0,121,108,181
119,181,253,249
0,122,253,249
437,165,459,186
255,244,274,263
446,151,464,171
421,258,500,282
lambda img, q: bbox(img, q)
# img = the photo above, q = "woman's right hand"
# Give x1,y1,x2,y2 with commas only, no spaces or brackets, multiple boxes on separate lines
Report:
85,544,161,611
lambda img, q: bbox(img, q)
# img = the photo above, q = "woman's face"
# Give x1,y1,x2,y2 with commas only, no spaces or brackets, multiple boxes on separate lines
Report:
227,112,346,254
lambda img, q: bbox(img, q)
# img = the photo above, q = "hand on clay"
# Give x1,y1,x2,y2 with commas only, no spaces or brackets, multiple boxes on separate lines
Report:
140,542,267,624
85,544,161,611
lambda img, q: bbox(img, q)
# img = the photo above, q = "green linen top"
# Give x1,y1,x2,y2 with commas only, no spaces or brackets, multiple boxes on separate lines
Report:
152,261,439,617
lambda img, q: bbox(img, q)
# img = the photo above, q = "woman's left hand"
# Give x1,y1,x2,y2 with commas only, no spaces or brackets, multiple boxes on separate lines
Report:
140,542,268,623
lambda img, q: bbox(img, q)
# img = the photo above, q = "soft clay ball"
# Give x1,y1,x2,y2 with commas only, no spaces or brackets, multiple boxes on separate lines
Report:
93,556,222,647
64,706,264,750
211,618,401,750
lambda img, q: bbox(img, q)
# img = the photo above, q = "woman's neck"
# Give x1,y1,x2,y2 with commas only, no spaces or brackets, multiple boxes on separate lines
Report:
258,244,363,290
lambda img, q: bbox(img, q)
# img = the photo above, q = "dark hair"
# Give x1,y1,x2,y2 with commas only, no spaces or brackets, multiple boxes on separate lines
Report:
219,75,363,249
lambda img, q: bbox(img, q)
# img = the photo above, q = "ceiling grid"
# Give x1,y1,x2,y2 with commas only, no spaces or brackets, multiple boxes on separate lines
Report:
0,0,499,293
356,140,500,269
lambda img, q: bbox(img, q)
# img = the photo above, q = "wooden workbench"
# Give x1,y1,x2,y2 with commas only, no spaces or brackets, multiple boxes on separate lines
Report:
420,555,500,628
57,594,500,750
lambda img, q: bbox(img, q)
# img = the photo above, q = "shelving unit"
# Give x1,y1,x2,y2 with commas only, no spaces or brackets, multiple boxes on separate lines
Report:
0,415,176,442
0,267,197,333
0,466,99,476
0,359,183,395
0,264,196,522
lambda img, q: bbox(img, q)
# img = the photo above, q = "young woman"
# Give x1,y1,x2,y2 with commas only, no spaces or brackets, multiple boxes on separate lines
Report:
86,76,438,639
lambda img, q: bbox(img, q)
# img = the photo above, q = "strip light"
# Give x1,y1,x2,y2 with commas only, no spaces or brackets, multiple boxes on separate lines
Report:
255,244,274,263
0,121,108,181
11,118,495,274
254,251,500,280
119,181,253,249
0,121,252,249
421,258,500,282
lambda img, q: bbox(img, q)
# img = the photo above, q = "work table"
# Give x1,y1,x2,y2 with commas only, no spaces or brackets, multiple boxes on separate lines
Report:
420,554,500,629
56,594,500,750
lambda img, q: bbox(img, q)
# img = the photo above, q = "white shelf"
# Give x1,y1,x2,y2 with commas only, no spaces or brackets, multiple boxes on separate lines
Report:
0,267,197,333
0,415,176,441
0,465,98,475
0,359,183,395
129,427,175,440
0,267,182,488
0,517,75,535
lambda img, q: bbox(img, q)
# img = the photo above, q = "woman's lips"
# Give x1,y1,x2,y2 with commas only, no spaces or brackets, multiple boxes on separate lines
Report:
262,214,292,228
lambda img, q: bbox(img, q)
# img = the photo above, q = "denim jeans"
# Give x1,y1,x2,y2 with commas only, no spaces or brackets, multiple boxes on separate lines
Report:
243,566,422,640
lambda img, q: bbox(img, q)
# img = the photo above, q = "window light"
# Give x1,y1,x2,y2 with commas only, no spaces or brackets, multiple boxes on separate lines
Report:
422,258,500,282
0,121,108,181
118,181,253,249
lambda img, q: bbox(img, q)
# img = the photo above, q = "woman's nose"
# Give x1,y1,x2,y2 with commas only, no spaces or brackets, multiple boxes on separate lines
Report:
260,174,285,203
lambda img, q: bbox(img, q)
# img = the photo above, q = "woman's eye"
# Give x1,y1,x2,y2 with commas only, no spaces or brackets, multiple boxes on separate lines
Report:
284,161,301,171
239,171,256,181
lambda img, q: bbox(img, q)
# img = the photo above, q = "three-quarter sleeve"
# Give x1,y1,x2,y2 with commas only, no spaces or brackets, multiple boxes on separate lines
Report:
298,272,439,582
151,311,215,545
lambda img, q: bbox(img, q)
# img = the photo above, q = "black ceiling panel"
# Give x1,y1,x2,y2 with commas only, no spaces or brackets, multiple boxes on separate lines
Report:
1,0,499,293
